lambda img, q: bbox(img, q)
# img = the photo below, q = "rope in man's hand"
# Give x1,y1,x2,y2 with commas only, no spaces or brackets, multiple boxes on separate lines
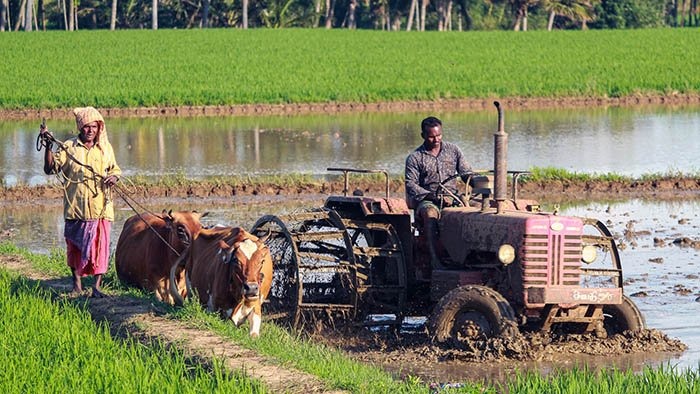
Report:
36,118,56,152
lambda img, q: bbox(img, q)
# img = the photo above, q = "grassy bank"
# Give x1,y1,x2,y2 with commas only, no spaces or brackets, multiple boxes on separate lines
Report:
3,29,699,110
2,243,700,393
0,266,264,393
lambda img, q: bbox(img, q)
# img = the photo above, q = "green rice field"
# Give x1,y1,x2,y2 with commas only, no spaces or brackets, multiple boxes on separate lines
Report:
3,28,699,110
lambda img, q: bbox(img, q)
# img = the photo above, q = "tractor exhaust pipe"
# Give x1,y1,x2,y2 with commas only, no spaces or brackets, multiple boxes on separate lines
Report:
493,101,507,214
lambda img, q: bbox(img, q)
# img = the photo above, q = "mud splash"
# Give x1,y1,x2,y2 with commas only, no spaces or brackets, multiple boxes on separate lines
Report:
312,325,686,383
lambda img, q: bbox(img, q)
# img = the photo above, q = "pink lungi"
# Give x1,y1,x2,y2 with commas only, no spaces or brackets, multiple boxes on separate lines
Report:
65,219,111,276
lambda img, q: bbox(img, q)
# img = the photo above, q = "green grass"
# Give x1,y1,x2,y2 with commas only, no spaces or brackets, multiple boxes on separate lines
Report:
0,267,264,393
3,29,699,110
505,365,700,393
522,166,632,182
2,244,700,393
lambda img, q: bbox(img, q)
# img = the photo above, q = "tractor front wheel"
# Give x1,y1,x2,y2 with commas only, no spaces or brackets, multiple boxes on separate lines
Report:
603,295,646,335
429,285,518,346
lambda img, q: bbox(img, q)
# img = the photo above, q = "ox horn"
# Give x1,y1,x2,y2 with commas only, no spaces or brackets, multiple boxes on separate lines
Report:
169,249,190,306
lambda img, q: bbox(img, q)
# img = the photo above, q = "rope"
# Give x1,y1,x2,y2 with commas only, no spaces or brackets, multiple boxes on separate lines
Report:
111,184,181,256
38,126,180,256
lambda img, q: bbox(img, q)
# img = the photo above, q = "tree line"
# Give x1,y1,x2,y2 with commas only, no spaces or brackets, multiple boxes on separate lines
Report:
2,0,698,32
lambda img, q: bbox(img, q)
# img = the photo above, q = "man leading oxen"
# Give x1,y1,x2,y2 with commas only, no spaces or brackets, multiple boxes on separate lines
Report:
115,210,207,304
170,226,273,338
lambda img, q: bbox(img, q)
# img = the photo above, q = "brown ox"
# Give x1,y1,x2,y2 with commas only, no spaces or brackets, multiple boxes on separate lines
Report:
115,210,207,304
170,226,272,337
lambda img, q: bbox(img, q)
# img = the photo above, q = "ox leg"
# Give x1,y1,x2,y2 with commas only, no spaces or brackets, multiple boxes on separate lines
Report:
156,279,168,304
231,303,250,327
247,304,263,338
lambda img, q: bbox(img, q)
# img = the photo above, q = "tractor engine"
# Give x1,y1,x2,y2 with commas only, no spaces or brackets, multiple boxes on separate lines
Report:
437,209,622,315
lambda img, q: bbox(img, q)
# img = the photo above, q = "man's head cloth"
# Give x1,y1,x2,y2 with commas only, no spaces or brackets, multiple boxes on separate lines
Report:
73,106,109,145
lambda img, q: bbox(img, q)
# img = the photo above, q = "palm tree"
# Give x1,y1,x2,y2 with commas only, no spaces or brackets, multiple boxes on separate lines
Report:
406,0,418,30
510,0,538,30
324,0,335,28
152,0,157,29
1,0,8,31
242,0,249,28
542,0,598,30
24,0,33,30
419,0,428,30
110,0,117,29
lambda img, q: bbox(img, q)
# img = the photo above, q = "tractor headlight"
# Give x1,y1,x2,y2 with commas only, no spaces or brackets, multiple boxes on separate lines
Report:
582,245,597,264
498,244,516,265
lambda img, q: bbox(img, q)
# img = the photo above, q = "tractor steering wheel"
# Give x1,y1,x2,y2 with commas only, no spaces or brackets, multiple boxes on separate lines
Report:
435,172,474,208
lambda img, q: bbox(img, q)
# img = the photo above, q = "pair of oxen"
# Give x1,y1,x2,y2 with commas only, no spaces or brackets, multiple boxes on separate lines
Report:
115,210,273,337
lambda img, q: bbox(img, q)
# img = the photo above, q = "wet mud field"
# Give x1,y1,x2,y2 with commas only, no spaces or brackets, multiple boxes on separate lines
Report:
1,187,699,384
305,198,700,383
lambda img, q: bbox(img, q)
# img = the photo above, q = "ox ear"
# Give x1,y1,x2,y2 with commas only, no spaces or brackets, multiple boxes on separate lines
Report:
194,211,210,219
161,209,174,224
217,240,233,264
163,209,175,220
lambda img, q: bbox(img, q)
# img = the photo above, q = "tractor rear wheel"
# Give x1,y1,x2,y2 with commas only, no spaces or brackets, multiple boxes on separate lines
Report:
603,295,646,335
429,285,518,345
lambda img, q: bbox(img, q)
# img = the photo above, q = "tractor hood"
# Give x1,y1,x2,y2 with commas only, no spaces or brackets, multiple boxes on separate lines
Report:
439,207,584,265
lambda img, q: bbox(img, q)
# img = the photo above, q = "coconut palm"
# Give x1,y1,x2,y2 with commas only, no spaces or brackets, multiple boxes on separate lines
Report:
542,0,599,30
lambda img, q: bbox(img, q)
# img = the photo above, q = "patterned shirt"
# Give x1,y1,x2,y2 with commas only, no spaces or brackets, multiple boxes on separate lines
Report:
53,137,121,221
405,141,471,209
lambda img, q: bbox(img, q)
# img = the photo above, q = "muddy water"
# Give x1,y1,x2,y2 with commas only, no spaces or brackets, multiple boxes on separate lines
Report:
1,196,698,381
2,104,700,187
560,199,700,370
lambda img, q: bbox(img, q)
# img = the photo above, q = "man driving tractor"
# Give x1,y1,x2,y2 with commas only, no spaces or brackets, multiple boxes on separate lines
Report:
405,116,472,269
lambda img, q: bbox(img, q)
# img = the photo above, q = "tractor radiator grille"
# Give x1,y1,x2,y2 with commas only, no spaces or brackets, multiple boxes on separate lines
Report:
522,233,582,287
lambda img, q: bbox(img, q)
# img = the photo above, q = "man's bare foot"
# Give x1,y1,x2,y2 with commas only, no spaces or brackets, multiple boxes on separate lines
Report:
66,285,83,296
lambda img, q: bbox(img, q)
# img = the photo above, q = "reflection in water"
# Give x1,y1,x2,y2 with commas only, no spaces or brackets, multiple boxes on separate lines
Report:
1,197,698,379
2,104,699,187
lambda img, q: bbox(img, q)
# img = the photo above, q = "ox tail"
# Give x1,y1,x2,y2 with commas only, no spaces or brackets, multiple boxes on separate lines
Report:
169,248,190,307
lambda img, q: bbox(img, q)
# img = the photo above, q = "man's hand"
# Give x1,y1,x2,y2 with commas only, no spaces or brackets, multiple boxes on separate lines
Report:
38,124,54,149
427,192,451,207
103,175,119,187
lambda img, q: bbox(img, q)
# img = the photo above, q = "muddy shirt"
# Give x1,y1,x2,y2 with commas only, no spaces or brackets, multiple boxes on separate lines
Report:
405,141,471,209
53,137,121,221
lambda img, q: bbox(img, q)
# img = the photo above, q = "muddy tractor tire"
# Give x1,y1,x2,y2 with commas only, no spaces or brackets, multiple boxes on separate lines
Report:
603,295,646,335
429,285,518,345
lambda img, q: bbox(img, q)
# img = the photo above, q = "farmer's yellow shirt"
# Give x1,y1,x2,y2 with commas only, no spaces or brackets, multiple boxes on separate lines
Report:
54,137,121,221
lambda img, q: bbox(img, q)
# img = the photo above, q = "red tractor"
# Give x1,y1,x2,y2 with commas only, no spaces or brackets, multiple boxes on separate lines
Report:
251,102,645,343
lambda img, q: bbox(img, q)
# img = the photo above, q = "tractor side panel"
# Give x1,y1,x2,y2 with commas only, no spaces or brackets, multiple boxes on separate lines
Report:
439,207,531,264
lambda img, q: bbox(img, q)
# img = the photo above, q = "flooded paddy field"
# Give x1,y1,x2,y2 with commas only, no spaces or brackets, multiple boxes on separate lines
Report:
1,195,698,383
